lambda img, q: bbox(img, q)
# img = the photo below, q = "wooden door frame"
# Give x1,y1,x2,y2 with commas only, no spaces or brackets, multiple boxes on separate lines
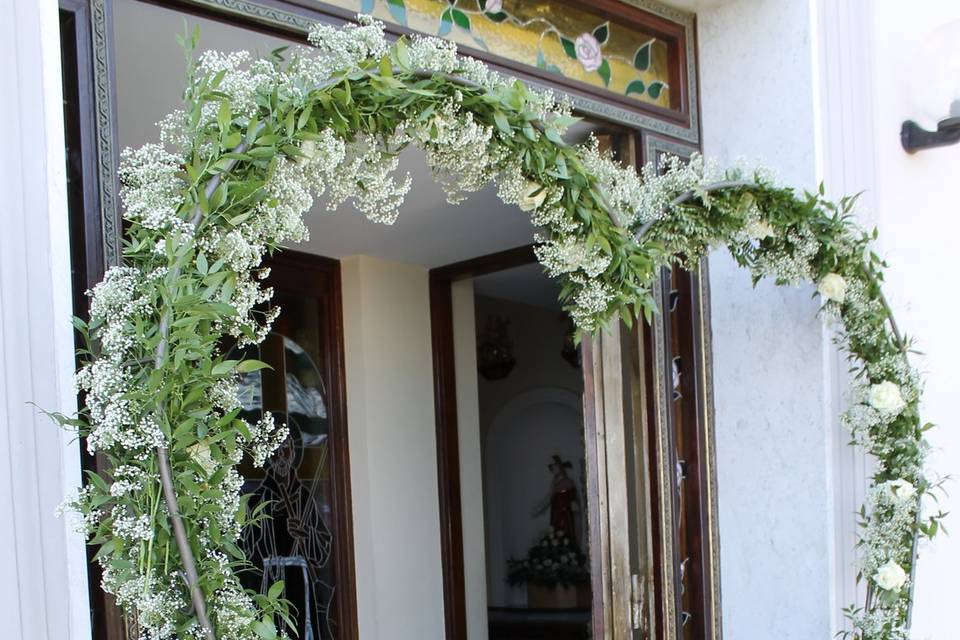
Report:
262,249,360,640
72,1,713,638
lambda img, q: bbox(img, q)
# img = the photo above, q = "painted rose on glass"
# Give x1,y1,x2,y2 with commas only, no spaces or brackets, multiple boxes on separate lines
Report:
483,0,502,13
574,33,603,72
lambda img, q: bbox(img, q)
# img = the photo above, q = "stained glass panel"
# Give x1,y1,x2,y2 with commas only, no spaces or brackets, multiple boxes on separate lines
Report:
321,0,674,107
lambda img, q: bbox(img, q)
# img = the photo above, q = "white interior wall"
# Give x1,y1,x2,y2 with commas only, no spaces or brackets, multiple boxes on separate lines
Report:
697,1,837,638
0,1,91,639
340,256,446,640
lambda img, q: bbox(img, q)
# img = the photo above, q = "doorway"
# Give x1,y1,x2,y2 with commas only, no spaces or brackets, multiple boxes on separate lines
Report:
75,2,717,639
431,251,592,639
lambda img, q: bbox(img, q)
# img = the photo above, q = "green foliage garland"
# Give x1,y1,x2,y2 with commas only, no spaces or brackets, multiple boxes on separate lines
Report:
52,17,940,640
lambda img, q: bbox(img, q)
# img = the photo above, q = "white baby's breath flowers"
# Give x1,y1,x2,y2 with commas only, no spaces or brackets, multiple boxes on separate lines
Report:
869,381,906,414
817,272,847,303
745,219,775,240
62,16,932,640
874,559,908,592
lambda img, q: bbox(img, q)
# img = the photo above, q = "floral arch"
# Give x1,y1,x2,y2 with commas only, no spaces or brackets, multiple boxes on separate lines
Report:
55,17,940,640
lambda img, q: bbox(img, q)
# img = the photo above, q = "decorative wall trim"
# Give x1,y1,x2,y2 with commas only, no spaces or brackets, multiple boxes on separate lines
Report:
648,277,678,640
90,0,122,266
695,259,723,639
642,132,699,169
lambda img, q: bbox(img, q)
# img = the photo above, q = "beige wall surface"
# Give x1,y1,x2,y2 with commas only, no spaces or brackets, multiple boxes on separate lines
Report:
340,256,445,640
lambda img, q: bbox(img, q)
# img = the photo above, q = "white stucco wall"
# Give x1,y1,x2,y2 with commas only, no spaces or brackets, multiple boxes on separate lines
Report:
340,256,446,640
865,4,960,639
697,1,838,638
697,2,958,639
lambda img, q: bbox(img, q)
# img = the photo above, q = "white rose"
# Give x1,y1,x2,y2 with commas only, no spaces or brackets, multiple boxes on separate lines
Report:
574,33,603,72
484,0,502,12
187,441,217,477
745,219,775,240
817,273,847,303
888,479,918,501
869,381,906,414
519,182,547,211
874,559,907,592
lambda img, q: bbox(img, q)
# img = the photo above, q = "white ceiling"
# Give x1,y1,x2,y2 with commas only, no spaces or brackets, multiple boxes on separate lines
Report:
474,262,562,310
112,0,605,308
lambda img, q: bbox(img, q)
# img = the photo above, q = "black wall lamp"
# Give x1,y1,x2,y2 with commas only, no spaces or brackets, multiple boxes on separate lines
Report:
901,99,960,153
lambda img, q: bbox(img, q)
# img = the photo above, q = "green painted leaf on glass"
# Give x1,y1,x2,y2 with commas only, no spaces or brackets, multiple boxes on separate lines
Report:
386,0,407,26
593,22,609,45
485,10,508,23
451,9,470,30
597,59,611,87
560,36,577,60
536,49,546,69
633,42,651,71
647,81,665,99
625,79,645,96
439,8,453,36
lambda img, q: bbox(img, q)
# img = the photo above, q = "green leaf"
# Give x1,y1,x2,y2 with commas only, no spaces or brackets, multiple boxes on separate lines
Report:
254,619,277,640
379,55,393,78
633,42,651,71
212,360,238,376
268,580,285,600
493,111,511,134
485,10,508,23
196,252,208,275
451,9,470,30
625,79,646,96
560,36,577,60
237,359,272,373
395,38,411,70
647,81,665,100
217,101,231,131
597,59,611,87
592,22,609,45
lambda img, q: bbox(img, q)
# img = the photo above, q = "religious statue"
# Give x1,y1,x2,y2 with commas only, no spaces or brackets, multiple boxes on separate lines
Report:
531,454,582,549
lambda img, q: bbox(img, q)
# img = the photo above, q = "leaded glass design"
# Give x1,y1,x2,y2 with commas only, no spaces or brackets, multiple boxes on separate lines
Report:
235,334,337,639
320,0,673,107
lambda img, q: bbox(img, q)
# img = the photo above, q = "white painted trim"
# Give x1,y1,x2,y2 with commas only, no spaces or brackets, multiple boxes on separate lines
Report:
811,0,875,630
0,1,92,639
